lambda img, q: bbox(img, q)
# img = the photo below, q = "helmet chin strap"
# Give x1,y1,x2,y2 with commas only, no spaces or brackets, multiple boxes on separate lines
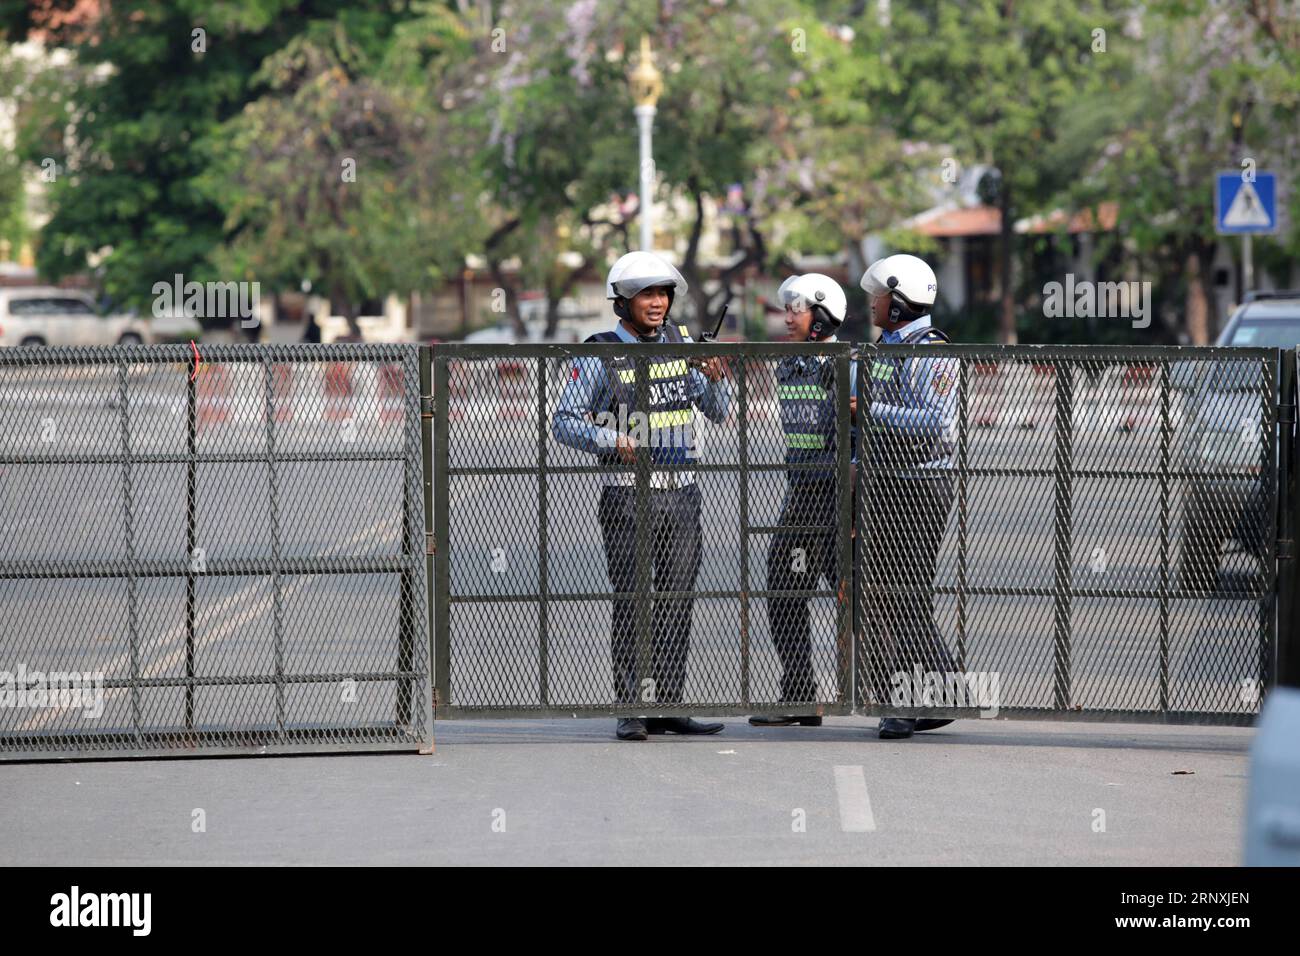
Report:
806,305,835,341
888,293,925,326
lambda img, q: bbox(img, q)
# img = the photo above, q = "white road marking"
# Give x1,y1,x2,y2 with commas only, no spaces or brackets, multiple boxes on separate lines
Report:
833,764,876,832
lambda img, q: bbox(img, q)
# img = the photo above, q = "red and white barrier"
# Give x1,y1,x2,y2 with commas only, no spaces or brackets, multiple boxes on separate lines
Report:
196,364,231,431
497,361,530,420
322,362,354,422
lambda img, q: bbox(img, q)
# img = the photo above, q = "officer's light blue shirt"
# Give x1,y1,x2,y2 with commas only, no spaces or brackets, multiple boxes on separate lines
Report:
552,321,731,455
869,315,959,467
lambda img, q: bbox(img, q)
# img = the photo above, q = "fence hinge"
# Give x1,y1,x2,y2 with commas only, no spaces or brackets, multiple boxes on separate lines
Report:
425,532,436,555
1279,400,1296,425
420,395,434,419
431,688,440,708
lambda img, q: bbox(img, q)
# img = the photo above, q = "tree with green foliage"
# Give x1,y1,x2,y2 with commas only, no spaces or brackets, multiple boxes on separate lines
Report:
864,0,1135,343
429,0,641,338
1055,0,1299,343
444,0,927,336
0,42,30,258
201,32,481,336
7,0,423,311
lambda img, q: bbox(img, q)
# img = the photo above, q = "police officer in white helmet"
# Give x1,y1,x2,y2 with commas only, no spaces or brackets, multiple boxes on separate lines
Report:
750,273,856,728
859,254,962,739
552,251,730,741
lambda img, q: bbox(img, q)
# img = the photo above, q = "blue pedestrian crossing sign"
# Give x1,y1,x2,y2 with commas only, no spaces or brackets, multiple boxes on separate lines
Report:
1216,171,1277,234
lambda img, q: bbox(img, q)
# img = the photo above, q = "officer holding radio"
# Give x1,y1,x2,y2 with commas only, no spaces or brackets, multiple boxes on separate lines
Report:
552,251,730,742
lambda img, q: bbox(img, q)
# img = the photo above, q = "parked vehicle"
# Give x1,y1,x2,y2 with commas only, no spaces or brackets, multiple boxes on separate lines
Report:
0,287,200,346
1176,291,1300,590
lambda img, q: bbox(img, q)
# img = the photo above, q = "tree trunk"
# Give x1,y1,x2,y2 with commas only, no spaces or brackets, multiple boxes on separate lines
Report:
998,179,1017,344
484,218,525,339
681,180,709,325
331,286,362,341
1197,243,1219,344
543,260,584,340
1184,246,1209,346
543,287,563,340
344,302,362,341
486,257,526,339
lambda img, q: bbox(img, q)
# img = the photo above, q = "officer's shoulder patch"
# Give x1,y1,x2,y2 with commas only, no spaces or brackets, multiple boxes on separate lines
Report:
931,367,955,395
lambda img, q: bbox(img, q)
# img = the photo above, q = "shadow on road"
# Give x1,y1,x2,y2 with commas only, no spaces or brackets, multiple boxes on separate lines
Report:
431,717,1253,756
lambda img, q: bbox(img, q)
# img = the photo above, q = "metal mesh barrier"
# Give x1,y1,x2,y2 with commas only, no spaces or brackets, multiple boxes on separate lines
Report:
436,341,1281,727
0,344,432,760
857,345,1278,726
432,342,854,717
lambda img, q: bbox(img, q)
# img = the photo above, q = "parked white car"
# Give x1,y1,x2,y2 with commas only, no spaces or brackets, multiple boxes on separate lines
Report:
0,287,150,347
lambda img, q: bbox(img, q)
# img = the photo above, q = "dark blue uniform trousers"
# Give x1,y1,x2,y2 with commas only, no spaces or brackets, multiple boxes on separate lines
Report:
598,483,702,706
862,472,959,703
766,477,838,703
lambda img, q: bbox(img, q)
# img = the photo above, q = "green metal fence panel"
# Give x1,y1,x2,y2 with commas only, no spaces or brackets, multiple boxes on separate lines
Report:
435,342,1281,728
431,342,855,718
0,344,433,760
855,344,1279,727
1277,348,1297,689
6,339,1278,751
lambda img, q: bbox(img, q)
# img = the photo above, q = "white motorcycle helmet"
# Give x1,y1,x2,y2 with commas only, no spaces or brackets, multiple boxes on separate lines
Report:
606,251,688,321
777,273,848,340
860,254,938,323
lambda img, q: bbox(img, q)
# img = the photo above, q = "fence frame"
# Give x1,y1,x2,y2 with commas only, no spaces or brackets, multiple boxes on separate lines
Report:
853,342,1281,728
431,342,1286,728
0,343,433,761
3,339,1287,759
430,341,856,719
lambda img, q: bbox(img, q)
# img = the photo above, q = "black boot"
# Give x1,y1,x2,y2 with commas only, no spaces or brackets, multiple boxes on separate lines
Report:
646,717,724,735
914,718,954,732
748,714,823,727
616,717,648,741
878,717,916,739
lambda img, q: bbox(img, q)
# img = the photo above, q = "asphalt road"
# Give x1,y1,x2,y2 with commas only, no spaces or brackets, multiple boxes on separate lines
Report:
0,716,1253,865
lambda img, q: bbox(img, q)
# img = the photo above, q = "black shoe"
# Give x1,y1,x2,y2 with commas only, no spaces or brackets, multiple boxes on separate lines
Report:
646,717,724,735
748,714,823,727
616,718,648,741
878,717,916,739
914,718,954,732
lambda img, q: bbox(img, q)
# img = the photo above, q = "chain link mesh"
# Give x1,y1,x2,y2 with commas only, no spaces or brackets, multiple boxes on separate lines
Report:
5,340,1276,756
434,342,853,716
438,342,1277,727
0,344,432,760
857,345,1277,725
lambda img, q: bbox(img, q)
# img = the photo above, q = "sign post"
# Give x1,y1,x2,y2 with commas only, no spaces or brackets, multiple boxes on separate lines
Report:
1216,170,1278,293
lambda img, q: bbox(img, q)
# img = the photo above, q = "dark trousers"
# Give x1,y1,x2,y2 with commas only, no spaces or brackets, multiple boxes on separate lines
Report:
766,478,838,702
597,483,702,706
862,473,958,703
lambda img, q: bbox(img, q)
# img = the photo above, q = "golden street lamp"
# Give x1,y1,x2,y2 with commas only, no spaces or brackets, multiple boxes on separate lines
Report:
629,35,662,251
